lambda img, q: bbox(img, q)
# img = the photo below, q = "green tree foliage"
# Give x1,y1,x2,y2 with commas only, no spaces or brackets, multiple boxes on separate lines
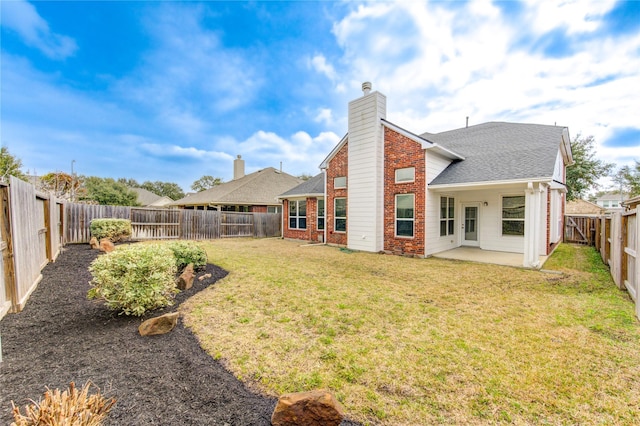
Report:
81,176,140,206
566,135,614,201
140,180,185,200
614,161,640,197
297,173,313,181
116,177,141,188
190,175,224,192
0,146,27,182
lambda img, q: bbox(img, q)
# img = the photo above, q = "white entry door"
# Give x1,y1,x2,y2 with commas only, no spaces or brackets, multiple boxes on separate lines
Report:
462,203,480,247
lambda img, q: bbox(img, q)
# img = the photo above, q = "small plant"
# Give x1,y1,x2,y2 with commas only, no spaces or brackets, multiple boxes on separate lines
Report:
88,243,177,316
166,241,208,271
89,218,131,242
11,381,116,426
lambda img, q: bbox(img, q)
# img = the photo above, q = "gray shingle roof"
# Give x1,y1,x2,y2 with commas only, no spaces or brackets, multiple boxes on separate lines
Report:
130,187,165,206
171,167,302,206
425,122,566,186
279,173,324,198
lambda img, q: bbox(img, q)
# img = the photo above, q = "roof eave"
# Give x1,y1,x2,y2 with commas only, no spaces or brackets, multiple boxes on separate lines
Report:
428,177,553,191
319,134,348,169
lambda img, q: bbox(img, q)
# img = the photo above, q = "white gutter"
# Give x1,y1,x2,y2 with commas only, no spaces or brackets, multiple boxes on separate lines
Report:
429,176,553,190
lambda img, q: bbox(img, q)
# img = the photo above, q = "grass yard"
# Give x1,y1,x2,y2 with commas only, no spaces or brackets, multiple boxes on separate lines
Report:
181,240,640,425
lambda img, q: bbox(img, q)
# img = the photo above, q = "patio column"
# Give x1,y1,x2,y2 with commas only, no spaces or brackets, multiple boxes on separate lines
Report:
524,182,543,268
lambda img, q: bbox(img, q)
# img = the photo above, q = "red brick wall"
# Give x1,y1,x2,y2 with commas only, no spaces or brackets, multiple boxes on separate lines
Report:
282,198,324,242
325,141,348,246
383,128,425,256
250,205,267,213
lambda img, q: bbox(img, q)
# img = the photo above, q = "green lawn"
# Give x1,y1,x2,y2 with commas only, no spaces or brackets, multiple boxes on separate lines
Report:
181,240,640,425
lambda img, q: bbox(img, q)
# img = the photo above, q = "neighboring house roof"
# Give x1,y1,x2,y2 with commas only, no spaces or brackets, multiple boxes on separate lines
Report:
426,122,569,186
565,199,605,215
171,167,302,206
595,193,626,202
130,187,173,207
279,173,325,199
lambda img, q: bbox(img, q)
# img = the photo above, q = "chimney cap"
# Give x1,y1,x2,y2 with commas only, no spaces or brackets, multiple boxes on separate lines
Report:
237,154,242,159
362,81,372,95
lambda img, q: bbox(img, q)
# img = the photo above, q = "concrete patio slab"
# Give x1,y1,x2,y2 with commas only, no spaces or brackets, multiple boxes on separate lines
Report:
431,247,548,269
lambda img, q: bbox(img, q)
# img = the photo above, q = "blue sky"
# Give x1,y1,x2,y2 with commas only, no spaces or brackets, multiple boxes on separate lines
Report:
2,0,639,192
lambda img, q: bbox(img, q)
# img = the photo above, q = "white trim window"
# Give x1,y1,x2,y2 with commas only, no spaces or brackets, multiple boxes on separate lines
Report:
334,198,346,232
317,198,325,230
334,176,347,189
395,167,415,183
396,194,414,237
440,197,455,236
288,200,307,230
267,206,279,213
502,195,525,236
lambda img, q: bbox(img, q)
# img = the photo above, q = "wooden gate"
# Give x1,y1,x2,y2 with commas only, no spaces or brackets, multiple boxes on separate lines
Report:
564,215,597,245
622,210,637,302
0,184,13,319
130,208,181,240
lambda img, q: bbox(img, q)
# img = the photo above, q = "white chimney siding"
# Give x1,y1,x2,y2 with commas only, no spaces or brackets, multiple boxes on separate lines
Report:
347,84,386,252
233,155,245,180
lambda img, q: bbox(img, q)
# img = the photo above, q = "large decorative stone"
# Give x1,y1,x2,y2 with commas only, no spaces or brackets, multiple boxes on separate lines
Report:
89,237,100,249
177,263,195,290
271,390,344,426
138,312,179,336
99,238,115,253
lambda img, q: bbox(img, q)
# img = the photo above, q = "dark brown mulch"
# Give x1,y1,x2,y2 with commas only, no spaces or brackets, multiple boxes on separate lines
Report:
0,244,361,425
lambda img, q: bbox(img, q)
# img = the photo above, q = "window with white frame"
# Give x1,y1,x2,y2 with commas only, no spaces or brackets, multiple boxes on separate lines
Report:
267,206,279,213
396,194,414,237
395,167,415,183
334,176,347,189
317,199,325,230
440,197,455,236
334,198,346,232
288,200,307,230
502,195,525,236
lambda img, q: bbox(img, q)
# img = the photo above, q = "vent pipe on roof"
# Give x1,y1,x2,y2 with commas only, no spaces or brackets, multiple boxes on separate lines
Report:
233,155,245,180
280,161,282,172
362,81,372,95
466,116,469,128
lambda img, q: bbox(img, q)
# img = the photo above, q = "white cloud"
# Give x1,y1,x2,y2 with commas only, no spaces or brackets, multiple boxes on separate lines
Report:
1,0,77,59
309,54,337,81
140,143,233,162
314,108,333,125
325,0,640,174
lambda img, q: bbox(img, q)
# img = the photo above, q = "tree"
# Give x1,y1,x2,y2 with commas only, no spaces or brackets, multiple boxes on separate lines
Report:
140,181,185,200
117,177,141,188
38,172,84,200
0,146,27,182
297,173,314,181
190,175,224,192
81,176,140,206
614,161,640,197
565,135,614,201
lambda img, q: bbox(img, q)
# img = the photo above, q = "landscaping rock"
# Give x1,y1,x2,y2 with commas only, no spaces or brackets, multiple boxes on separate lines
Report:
89,237,100,249
198,273,212,282
138,312,179,336
271,390,344,426
99,238,115,253
177,263,195,290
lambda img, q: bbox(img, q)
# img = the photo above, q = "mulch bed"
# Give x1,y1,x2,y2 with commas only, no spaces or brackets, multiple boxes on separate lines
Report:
0,244,358,425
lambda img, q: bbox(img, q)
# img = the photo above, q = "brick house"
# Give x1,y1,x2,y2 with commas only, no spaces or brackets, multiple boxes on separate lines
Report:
280,83,573,268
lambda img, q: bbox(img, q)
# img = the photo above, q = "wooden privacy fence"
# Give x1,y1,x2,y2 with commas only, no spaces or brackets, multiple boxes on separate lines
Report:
564,215,598,245
0,177,64,317
576,201,640,321
65,204,281,243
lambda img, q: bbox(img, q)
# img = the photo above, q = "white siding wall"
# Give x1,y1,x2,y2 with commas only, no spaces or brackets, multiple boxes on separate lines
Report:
549,189,563,244
347,91,386,252
425,153,455,255
552,150,564,182
426,185,529,255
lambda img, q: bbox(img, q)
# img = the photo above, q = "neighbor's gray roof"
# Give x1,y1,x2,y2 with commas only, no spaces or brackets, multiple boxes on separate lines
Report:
171,167,302,206
279,173,324,198
130,187,172,206
425,122,566,186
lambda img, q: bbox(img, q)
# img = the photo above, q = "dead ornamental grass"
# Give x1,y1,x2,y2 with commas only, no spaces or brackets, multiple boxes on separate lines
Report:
181,240,640,425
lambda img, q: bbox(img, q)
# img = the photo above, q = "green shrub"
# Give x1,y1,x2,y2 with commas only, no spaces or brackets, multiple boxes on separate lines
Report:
88,243,178,316
166,241,208,271
90,218,131,242
12,381,116,426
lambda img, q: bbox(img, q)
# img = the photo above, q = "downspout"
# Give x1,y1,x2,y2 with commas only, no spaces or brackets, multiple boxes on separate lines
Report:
323,170,328,244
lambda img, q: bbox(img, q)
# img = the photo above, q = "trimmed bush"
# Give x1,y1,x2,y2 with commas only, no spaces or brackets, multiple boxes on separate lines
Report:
90,218,131,242
12,381,116,426
88,243,177,316
166,241,208,271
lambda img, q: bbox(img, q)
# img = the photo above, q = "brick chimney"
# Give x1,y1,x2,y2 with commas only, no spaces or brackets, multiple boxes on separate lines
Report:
233,155,245,180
